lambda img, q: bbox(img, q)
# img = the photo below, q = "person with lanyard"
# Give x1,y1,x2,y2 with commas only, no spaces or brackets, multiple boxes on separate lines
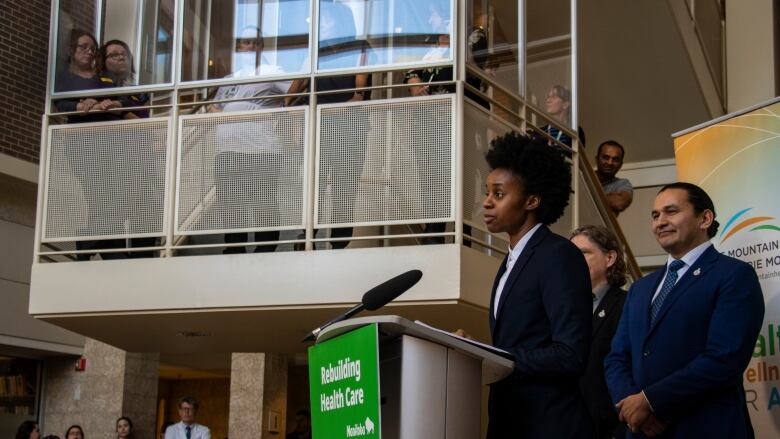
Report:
605,182,764,438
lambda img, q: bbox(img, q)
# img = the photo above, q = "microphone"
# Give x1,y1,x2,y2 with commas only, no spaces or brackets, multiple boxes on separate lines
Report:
301,269,423,342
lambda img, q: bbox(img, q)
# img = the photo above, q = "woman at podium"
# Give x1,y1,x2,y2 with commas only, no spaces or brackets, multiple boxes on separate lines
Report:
480,132,593,438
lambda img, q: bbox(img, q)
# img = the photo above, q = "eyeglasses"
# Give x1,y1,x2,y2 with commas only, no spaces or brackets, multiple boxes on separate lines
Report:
76,43,96,53
106,52,127,60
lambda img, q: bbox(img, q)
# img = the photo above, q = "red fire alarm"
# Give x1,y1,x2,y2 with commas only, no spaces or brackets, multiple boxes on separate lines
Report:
75,357,87,372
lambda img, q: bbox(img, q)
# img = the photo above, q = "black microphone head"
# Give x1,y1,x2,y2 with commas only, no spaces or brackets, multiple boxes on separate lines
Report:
362,270,423,311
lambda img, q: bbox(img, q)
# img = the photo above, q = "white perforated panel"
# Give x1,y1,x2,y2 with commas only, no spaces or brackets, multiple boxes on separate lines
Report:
176,108,306,234
43,118,168,242
316,96,454,227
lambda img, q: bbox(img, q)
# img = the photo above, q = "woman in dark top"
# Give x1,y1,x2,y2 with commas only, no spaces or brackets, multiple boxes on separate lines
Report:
15,420,41,439
55,30,122,123
98,39,150,118
98,39,160,257
56,30,127,259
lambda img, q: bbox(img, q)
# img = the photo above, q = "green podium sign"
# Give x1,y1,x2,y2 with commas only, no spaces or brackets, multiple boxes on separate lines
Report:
308,323,381,438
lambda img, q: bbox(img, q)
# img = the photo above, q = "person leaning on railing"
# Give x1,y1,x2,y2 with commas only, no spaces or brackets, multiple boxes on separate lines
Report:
54,29,129,260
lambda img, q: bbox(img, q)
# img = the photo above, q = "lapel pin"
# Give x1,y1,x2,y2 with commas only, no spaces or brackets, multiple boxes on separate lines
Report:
693,268,701,276
598,310,606,318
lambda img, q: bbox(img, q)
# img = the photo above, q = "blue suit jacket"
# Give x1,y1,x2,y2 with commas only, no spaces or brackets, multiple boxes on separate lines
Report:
487,225,593,438
604,245,764,438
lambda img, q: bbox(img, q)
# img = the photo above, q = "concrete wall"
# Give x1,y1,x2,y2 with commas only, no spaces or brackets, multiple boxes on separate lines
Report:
726,1,777,112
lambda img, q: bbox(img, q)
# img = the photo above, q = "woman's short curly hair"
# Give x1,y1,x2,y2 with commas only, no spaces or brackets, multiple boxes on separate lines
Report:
485,131,572,224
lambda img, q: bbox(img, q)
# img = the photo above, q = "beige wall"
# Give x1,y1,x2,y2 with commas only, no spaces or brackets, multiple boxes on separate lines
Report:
726,1,777,112
41,339,159,438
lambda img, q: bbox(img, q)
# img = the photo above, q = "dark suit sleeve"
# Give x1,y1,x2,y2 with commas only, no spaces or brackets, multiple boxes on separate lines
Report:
643,263,765,419
604,289,640,404
511,241,592,378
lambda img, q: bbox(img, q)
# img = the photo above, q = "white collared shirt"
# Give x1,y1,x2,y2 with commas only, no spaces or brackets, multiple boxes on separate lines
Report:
494,223,543,318
652,241,712,302
164,421,211,439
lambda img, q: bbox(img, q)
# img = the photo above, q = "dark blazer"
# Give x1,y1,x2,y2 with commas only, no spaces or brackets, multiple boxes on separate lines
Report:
487,225,593,438
581,285,627,439
604,245,764,438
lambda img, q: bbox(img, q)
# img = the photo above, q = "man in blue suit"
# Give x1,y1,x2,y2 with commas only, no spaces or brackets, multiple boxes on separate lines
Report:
480,132,593,438
604,182,764,438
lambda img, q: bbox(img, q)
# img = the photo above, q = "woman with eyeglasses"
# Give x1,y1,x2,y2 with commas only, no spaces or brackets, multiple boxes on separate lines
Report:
97,39,160,258
54,29,122,121
54,30,128,260
98,39,149,119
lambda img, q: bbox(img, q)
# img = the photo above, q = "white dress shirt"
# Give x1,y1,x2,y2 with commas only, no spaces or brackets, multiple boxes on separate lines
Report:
652,241,712,302
494,223,543,318
164,421,211,439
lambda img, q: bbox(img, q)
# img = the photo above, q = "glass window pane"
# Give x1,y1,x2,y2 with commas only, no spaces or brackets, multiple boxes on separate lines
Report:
54,0,174,93
466,0,519,95
526,0,574,130
181,0,311,82
317,0,453,72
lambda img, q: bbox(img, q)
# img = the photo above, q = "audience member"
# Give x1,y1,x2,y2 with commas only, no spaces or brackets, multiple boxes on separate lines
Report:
55,30,122,122
403,4,487,244
286,409,312,439
571,225,627,439
15,420,41,439
209,26,291,254
164,396,211,439
605,183,764,438
288,1,369,249
99,39,162,257
596,140,633,215
537,84,586,148
64,425,84,439
56,30,128,260
116,416,133,438
477,132,593,438
98,39,150,119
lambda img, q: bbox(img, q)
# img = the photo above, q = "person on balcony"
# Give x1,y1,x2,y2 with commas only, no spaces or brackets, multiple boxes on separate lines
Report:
403,2,488,244
536,84,586,150
98,39,149,118
55,30,122,122
595,140,633,215
477,131,593,438
287,1,369,249
209,26,293,254
570,225,628,439
55,30,129,260
97,39,162,258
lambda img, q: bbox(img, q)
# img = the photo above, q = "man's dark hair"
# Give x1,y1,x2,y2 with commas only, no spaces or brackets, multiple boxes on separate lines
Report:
658,182,720,238
597,140,625,159
570,225,627,287
485,131,572,225
179,395,200,410
296,409,311,418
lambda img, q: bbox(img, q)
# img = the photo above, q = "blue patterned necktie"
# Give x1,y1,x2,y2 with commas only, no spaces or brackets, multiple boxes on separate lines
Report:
650,259,685,324
185,425,191,439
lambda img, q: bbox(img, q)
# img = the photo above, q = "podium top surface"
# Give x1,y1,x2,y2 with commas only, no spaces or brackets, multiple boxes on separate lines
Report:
317,315,514,384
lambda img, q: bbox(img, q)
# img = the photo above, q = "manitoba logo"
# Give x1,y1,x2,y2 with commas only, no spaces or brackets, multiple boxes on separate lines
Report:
720,208,780,243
